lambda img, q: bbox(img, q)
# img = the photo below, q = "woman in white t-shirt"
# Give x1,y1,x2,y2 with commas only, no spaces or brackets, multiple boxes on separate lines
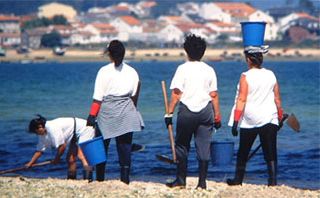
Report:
86,40,144,184
227,51,283,186
26,115,95,181
165,34,221,189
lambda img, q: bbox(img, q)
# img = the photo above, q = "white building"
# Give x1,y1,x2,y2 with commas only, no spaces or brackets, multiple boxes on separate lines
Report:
110,16,142,41
0,33,21,47
158,24,184,43
200,2,277,41
0,15,20,33
278,12,319,33
199,3,231,22
249,10,278,40
158,15,193,25
70,31,96,45
206,21,240,42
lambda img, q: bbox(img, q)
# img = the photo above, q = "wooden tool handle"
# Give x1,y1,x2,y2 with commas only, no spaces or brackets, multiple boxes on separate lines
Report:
161,81,177,163
0,160,51,175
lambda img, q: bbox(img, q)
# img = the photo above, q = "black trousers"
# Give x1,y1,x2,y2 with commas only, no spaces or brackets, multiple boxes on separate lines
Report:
237,123,278,164
175,102,214,161
95,125,133,179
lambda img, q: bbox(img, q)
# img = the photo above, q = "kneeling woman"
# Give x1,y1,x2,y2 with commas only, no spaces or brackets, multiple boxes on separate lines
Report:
227,50,283,186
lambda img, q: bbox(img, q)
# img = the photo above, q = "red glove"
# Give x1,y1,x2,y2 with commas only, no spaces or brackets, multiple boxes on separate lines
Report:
87,101,101,127
277,107,283,121
232,110,242,137
89,101,101,116
234,109,243,122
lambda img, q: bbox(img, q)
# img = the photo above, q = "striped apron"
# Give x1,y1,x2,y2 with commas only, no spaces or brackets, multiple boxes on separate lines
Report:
97,95,144,139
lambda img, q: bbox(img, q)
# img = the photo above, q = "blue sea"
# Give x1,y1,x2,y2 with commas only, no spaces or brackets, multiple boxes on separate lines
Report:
0,60,319,189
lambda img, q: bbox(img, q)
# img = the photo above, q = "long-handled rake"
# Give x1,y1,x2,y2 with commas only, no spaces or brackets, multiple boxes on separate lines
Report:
155,81,177,164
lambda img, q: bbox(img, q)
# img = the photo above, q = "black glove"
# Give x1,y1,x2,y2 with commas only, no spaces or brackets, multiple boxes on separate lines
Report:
164,114,173,128
278,119,283,129
231,121,238,137
278,113,289,131
214,121,221,130
86,115,96,127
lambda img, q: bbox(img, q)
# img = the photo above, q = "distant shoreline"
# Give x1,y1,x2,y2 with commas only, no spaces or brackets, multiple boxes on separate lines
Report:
1,48,319,63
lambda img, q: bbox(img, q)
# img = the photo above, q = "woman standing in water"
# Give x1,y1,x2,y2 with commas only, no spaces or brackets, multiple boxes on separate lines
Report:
227,48,283,186
86,40,144,184
165,34,221,189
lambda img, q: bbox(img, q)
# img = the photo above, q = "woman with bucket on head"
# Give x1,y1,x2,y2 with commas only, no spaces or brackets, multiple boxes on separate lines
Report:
86,40,144,184
26,115,95,181
164,34,221,189
227,22,283,186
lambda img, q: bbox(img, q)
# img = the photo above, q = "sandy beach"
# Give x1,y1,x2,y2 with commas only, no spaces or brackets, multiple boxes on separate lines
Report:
0,176,319,197
1,48,319,63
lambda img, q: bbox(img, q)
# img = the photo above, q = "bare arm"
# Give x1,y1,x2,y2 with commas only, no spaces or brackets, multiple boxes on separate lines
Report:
209,91,221,119
235,74,248,111
274,82,282,109
168,88,182,114
274,81,283,121
131,81,141,107
52,143,67,164
25,151,43,168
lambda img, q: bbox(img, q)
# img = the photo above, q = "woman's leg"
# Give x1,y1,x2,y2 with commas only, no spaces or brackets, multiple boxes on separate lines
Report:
227,129,258,185
194,103,214,189
95,125,110,181
66,141,78,179
194,124,213,189
259,123,278,186
116,132,133,184
166,103,196,188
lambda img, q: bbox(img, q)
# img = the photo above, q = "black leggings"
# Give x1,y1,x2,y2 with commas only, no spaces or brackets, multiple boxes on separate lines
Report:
95,125,133,180
237,123,278,164
95,126,133,166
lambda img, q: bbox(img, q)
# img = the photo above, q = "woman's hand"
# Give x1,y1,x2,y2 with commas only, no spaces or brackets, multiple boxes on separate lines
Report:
25,162,33,169
231,121,239,136
51,158,60,165
214,115,221,129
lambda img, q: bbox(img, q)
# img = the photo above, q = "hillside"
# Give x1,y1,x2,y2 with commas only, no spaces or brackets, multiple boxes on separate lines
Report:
0,0,314,16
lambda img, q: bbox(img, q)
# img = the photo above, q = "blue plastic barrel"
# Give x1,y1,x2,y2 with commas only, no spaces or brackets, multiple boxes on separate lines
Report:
241,21,266,47
211,141,234,166
79,136,107,166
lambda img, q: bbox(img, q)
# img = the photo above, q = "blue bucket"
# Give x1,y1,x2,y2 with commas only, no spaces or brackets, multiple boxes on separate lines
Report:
79,136,107,166
211,141,234,166
241,21,266,47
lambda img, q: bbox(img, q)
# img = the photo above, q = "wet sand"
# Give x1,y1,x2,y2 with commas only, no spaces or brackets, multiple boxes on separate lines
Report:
0,176,319,198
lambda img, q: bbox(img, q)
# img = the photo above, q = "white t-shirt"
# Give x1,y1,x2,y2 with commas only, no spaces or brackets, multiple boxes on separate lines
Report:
170,61,218,112
228,68,278,128
93,62,139,101
36,118,95,152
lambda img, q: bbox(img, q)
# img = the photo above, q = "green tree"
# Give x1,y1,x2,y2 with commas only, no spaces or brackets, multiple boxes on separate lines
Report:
22,15,68,29
41,31,61,48
52,15,68,25
22,17,51,29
